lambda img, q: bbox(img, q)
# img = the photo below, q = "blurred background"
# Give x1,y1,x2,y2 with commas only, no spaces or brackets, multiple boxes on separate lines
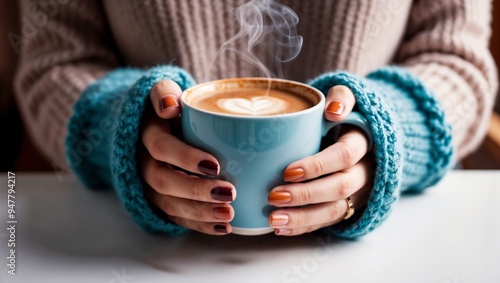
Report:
1,1,499,172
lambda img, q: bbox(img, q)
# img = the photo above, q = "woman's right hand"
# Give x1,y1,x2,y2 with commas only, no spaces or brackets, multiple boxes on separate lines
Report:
139,79,236,235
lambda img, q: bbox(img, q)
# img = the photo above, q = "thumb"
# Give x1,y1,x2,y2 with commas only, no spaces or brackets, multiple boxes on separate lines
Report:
150,79,183,119
324,85,356,122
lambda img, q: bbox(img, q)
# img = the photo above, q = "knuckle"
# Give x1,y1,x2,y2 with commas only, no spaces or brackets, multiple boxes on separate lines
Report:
293,211,309,227
190,206,205,221
192,199,210,210
327,203,341,220
337,175,353,199
150,137,167,160
190,179,208,201
338,141,357,167
162,197,177,216
297,184,315,204
151,172,166,192
309,157,326,177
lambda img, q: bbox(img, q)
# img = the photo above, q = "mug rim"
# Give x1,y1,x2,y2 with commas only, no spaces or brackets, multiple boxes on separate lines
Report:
180,77,325,119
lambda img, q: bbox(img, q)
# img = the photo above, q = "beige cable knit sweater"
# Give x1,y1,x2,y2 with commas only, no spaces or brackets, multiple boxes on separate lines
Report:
14,0,498,168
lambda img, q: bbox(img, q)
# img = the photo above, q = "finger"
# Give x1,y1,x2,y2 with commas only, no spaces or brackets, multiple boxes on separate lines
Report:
142,117,221,176
150,79,183,119
269,201,346,231
147,192,234,222
141,155,236,203
274,224,331,236
282,128,369,182
169,215,232,235
324,85,356,122
270,157,371,207
270,186,371,235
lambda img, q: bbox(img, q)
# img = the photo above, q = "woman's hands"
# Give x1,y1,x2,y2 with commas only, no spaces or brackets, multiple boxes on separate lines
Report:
139,80,236,235
267,85,373,236
139,80,372,237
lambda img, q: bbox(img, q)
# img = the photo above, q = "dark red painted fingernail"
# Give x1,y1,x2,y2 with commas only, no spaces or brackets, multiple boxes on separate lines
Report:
213,207,231,220
214,224,229,234
198,160,219,176
211,187,234,202
160,95,178,111
326,100,344,116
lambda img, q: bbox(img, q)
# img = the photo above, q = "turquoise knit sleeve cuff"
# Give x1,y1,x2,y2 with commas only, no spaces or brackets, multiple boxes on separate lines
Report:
308,66,454,239
66,65,196,236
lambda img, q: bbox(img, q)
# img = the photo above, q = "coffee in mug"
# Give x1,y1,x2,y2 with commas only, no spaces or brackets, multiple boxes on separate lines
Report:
186,88,316,116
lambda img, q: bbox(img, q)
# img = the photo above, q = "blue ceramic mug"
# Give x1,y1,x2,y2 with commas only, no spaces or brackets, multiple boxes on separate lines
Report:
181,78,372,235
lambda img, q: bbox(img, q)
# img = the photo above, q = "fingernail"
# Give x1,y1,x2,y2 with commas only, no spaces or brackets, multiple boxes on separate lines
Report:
284,168,304,182
275,229,292,236
214,224,229,234
270,213,289,226
198,160,219,176
160,95,178,111
326,100,344,116
213,207,231,220
211,187,234,202
268,191,291,205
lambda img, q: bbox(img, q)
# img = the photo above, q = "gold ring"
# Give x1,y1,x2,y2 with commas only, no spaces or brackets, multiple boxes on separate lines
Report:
344,197,355,220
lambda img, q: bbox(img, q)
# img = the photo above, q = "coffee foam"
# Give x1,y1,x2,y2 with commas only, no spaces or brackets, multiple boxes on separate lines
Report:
217,96,288,116
184,79,321,116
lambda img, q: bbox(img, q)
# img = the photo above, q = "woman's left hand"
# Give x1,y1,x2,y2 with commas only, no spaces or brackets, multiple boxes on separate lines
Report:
268,85,373,236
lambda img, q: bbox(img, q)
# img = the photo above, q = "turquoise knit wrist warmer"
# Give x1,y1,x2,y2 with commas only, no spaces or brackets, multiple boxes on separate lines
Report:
67,65,452,239
66,65,196,236
309,66,454,238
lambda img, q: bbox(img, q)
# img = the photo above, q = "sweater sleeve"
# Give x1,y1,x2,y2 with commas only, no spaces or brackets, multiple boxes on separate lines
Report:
13,1,197,235
66,65,196,235
395,0,498,159
14,0,119,166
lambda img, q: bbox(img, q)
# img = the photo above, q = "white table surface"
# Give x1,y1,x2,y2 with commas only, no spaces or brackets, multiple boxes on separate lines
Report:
0,171,499,283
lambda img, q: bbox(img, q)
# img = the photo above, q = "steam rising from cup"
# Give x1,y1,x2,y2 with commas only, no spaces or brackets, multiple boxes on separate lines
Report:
210,0,303,80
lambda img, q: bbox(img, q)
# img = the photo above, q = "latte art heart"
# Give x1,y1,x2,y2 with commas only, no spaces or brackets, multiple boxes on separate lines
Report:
218,96,288,115
189,87,315,116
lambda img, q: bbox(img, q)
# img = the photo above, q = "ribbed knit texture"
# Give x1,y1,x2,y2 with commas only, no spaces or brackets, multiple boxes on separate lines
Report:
66,68,143,189
13,0,497,238
309,67,453,237
66,65,195,235
14,0,497,166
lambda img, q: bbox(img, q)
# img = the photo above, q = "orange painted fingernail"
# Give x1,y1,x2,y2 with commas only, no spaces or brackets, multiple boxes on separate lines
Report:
268,191,291,205
160,95,178,111
326,100,344,116
270,213,289,226
284,168,304,182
